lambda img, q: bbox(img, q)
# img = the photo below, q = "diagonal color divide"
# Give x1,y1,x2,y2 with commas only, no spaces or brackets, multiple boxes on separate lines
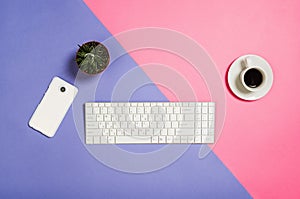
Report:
84,0,300,198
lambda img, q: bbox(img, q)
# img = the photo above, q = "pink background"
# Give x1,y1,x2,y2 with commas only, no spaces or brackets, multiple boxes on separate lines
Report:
84,0,300,198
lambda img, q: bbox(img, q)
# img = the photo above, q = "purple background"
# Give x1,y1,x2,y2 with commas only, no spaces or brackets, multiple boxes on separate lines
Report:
0,0,250,198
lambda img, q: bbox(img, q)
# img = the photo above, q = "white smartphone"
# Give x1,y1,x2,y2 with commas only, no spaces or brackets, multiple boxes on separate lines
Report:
29,77,78,137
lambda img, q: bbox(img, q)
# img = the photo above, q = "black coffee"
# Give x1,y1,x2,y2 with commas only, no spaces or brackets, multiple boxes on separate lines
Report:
244,68,263,88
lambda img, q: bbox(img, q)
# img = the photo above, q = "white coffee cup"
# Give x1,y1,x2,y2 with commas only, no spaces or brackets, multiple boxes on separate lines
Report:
240,57,267,92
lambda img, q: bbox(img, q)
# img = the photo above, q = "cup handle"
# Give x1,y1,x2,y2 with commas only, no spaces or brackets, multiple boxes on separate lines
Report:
243,57,252,68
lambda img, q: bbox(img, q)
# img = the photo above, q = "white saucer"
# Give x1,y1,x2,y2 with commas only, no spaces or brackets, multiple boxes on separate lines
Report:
227,54,273,101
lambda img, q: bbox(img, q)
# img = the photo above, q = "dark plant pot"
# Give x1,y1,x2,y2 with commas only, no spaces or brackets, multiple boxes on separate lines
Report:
76,41,110,75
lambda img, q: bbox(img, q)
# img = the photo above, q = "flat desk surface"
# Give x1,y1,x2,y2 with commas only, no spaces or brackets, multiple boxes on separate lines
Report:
1,0,299,198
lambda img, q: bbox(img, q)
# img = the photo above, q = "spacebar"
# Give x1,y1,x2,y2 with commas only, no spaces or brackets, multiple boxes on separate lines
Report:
116,136,152,144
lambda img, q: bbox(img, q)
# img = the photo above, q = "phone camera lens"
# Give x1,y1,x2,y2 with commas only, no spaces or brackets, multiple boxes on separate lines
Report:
60,87,66,92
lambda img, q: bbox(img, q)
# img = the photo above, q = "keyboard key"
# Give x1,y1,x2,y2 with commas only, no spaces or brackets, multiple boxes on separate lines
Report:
94,136,100,144
96,115,103,121
137,107,144,113
127,121,136,129
180,136,188,143
167,136,173,143
86,122,98,129
159,107,166,114
161,129,168,135
202,121,208,128
121,122,127,128
208,120,214,128
209,102,215,107
99,122,105,128
125,129,132,135
101,107,107,114
179,121,194,128
93,107,100,114
181,107,194,114
176,129,194,136
209,106,215,113
86,136,93,144
116,136,152,144
184,114,194,121
188,136,194,143
108,136,115,144
155,122,163,128
130,103,137,107
113,122,121,129
168,129,175,135
145,107,151,113
174,136,181,143
117,129,124,136
163,114,170,121
108,107,114,114
146,129,154,136
151,136,159,143
123,107,129,114
177,114,184,121
196,107,202,113
165,121,171,128
141,114,148,121
111,114,118,121
132,129,138,136
86,129,102,136
115,107,122,114
152,107,159,113
202,102,208,107
202,129,208,135
159,136,166,143
195,136,201,143
136,122,142,128
130,107,136,113
153,129,160,136
167,107,173,113
170,114,177,121
195,114,202,120
142,122,150,128
109,129,116,136
155,115,163,121
139,129,146,136
101,136,108,144
174,107,180,113
106,122,113,129
202,135,214,143
134,114,141,121
195,129,201,135
104,114,111,121
171,121,179,128
85,107,92,114
103,129,109,136
86,115,96,121
150,122,157,128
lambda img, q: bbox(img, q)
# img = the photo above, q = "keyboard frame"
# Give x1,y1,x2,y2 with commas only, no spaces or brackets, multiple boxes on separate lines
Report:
85,102,215,144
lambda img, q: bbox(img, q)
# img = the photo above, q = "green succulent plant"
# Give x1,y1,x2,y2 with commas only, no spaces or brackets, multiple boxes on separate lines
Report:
76,41,110,75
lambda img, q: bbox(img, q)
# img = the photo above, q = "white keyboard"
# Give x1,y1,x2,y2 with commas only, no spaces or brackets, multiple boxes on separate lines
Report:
85,102,215,144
